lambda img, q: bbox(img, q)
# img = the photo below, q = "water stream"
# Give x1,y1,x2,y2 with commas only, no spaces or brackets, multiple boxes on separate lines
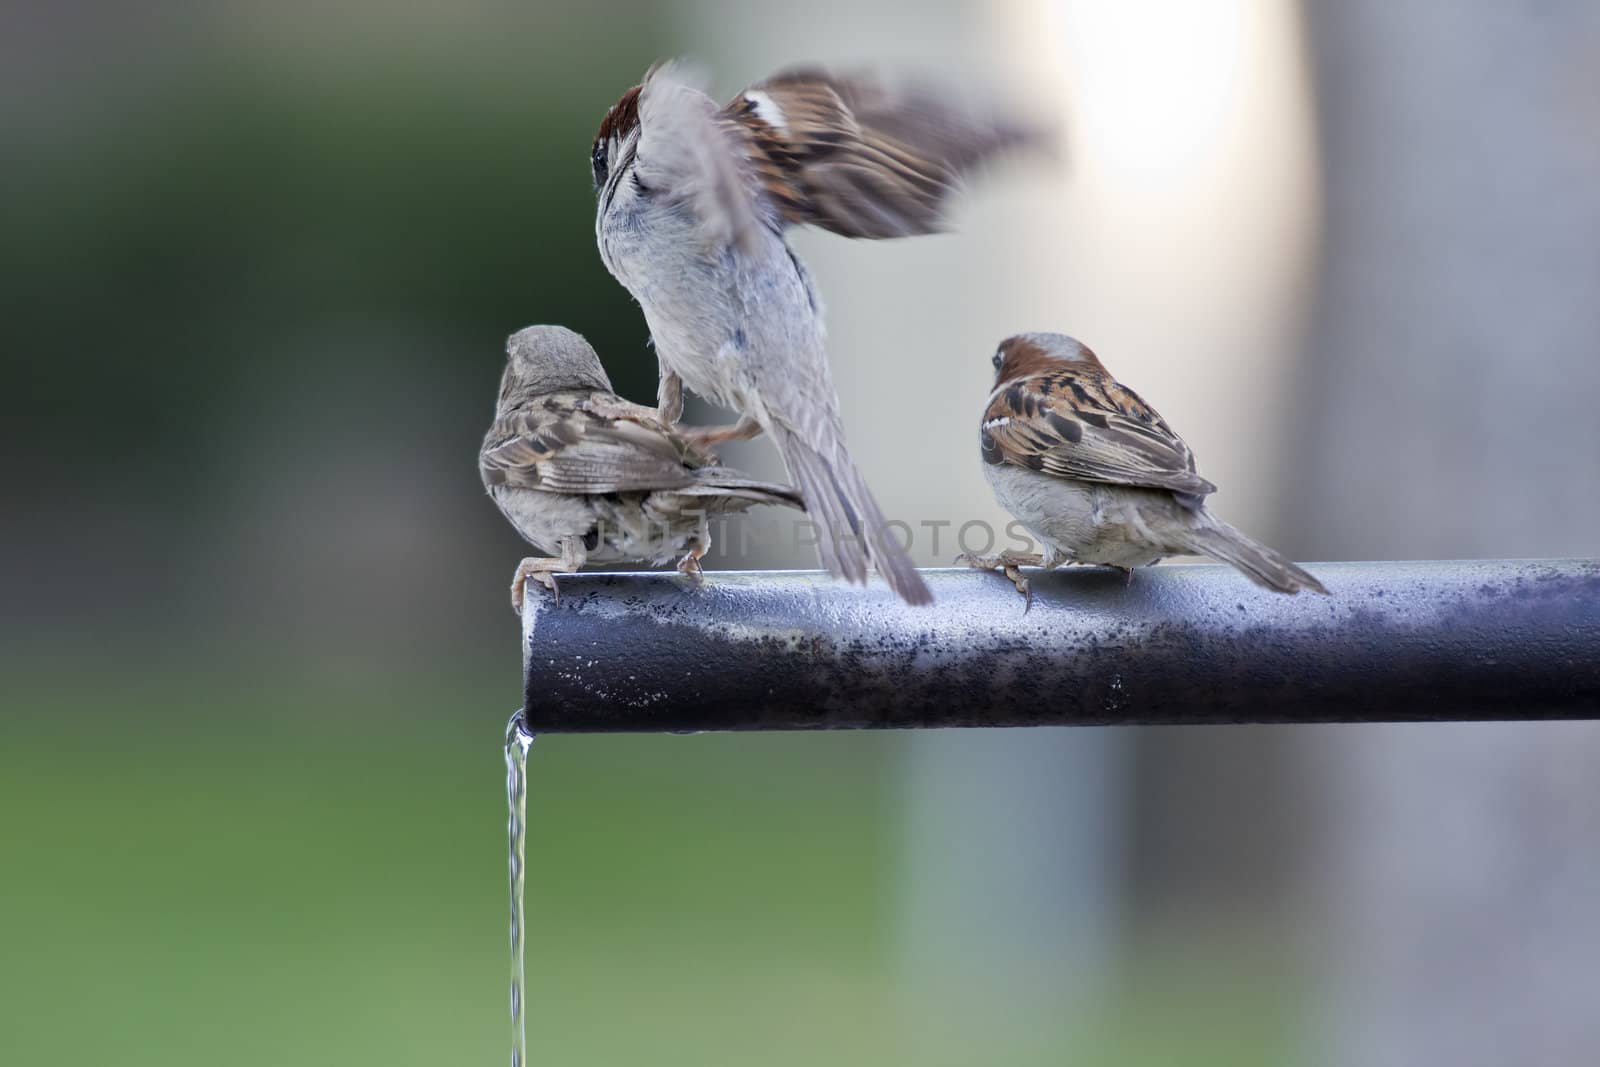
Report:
504,710,536,1067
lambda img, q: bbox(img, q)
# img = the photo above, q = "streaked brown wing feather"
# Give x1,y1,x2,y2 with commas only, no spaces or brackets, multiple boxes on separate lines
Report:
981,367,1216,499
480,392,700,494
726,67,1040,239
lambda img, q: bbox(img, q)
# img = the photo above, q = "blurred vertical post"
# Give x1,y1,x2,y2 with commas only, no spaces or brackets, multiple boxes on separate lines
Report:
1003,0,1326,968
1293,4,1600,1064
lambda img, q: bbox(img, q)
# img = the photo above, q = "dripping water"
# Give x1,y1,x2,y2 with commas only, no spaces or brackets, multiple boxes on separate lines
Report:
505,710,536,1067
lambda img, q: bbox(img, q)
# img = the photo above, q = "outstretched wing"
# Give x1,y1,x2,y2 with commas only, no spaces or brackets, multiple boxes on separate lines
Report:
727,66,1045,239
631,62,765,250
480,392,703,495
981,366,1216,501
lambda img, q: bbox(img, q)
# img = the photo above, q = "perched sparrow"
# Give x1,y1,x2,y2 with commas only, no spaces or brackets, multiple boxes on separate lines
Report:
481,325,803,610
964,333,1327,604
590,62,1043,605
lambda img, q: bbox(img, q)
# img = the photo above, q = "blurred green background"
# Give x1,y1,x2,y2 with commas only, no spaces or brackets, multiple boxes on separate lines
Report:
3,671,1287,1066
6,2,1599,1065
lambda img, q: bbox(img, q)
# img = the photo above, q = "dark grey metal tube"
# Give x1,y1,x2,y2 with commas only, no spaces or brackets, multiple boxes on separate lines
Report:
520,560,1600,732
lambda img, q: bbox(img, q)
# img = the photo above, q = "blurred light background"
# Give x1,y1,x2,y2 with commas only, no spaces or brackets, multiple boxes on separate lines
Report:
3,2,1598,1065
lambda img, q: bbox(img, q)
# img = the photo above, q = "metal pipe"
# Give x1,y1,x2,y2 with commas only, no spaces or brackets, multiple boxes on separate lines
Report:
520,560,1600,731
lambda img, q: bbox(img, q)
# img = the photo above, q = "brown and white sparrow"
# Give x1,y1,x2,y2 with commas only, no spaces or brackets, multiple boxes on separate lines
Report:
964,332,1327,603
481,325,803,610
590,62,1045,606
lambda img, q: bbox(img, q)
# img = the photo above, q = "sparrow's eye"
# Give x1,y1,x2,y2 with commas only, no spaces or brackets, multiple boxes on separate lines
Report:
591,141,610,190
992,350,1004,370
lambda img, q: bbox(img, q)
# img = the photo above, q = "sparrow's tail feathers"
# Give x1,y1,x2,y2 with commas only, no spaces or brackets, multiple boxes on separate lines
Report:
682,467,806,511
826,443,935,606
772,426,869,584
771,426,933,606
1183,515,1327,595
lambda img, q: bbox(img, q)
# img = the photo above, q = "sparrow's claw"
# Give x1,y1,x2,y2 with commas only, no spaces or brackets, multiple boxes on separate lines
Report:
677,416,765,450
676,543,707,585
957,551,1043,609
510,557,564,613
1002,564,1033,612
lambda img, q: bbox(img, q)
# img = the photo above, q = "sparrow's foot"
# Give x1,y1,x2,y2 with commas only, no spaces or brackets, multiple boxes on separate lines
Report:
957,550,1044,572
658,369,684,426
676,542,707,585
677,416,765,450
956,551,1044,610
1007,565,1033,611
581,397,662,424
510,556,564,612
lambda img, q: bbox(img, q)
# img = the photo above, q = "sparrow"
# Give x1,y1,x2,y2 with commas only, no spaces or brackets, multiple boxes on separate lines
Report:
481,325,804,611
590,61,1045,606
963,332,1327,604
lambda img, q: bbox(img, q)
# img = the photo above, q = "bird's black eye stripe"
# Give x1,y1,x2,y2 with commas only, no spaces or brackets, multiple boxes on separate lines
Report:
591,142,609,189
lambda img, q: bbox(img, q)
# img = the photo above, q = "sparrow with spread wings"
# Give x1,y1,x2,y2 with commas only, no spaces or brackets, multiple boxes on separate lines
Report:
965,333,1327,604
590,62,1045,606
481,325,803,610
